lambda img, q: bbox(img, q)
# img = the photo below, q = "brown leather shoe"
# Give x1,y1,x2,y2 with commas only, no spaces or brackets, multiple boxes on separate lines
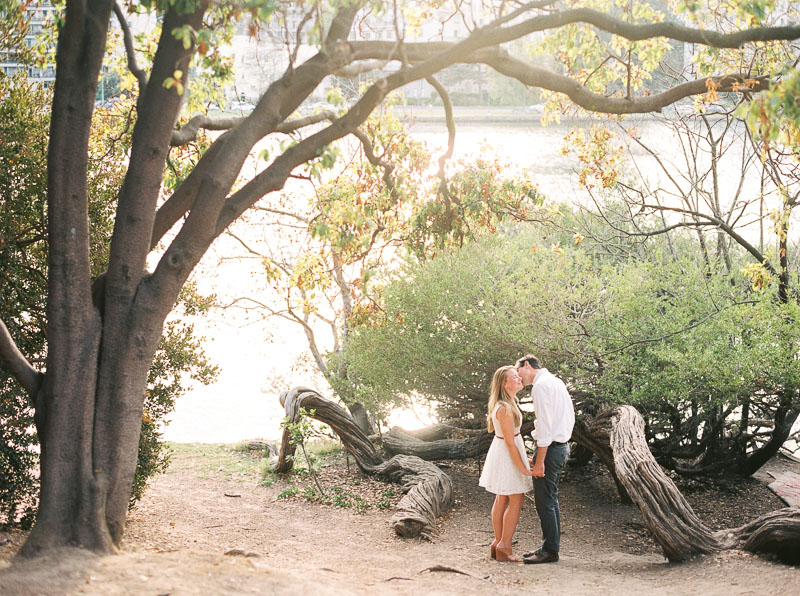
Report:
523,550,559,564
495,546,522,562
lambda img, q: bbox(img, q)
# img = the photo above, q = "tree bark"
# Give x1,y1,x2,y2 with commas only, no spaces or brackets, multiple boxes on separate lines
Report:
381,425,516,460
276,387,453,539
19,0,208,557
716,509,800,565
21,0,115,556
589,405,800,563
571,416,632,503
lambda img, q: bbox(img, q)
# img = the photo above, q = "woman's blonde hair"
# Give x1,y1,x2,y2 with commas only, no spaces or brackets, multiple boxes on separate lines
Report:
487,365,521,433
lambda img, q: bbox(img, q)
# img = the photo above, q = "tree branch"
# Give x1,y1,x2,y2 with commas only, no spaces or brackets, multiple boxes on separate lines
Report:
639,203,776,274
112,2,147,97
0,318,42,398
479,51,769,114
170,115,244,147
147,6,364,306
151,134,228,248
425,75,456,202
497,8,800,49
351,39,771,114
334,59,389,78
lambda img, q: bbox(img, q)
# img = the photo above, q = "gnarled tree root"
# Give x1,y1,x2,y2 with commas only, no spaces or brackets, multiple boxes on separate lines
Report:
594,405,800,564
276,387,453,540
381,421,536,461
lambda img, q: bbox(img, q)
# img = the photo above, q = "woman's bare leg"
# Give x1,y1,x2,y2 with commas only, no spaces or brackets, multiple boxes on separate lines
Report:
498,493,524,549
491,494,509,548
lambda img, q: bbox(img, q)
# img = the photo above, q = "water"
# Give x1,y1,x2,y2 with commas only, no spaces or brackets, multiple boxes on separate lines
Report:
162,109,768,443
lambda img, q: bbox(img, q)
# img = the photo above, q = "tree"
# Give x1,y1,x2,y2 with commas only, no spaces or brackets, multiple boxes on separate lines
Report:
564,109,800,475
0,71,218,527
221,98,539,432
1,0,799,556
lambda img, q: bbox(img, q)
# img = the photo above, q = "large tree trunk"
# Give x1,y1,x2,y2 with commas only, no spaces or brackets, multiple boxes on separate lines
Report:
591,405,800,563
277,387,453,539
20,0,206,556
21,0,116,556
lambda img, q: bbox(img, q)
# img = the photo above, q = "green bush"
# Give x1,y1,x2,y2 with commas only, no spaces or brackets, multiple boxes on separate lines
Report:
344,214,800,470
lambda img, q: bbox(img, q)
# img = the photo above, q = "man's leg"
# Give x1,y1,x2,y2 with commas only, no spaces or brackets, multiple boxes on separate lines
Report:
533,443,569,554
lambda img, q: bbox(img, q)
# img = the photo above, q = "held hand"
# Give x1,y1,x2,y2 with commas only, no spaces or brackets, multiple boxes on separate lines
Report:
532,461,545,478
520,467,535,476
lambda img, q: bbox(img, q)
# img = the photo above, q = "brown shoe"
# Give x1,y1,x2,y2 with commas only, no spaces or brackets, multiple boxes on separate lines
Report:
495,546,522,562
523,550,559,564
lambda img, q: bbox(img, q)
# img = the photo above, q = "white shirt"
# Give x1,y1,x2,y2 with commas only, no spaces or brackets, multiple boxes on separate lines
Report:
530,369,575,446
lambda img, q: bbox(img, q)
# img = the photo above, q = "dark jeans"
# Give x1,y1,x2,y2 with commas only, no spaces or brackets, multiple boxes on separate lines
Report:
533,441,569,554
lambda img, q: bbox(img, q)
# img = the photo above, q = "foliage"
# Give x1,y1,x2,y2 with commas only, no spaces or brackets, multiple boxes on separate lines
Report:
0,72,217,524
245,98,544,426
277,482,385,514
345,213,800,469
0,73,57,528
281,407,326,495
345,217,586,421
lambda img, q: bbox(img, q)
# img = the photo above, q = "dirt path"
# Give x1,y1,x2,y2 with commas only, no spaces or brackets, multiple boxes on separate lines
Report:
1,445,799,595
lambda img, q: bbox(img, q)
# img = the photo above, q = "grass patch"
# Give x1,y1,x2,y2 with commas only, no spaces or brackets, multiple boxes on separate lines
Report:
278,484,376,514
166,442,263,479
305,438,342,458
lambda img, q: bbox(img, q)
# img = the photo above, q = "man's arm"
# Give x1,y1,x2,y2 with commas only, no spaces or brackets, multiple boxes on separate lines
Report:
532,383,555,477
532,445,548,478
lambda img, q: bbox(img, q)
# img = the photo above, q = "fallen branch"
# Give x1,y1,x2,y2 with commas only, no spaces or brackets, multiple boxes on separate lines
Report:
419,565,488,579
587,405,800,564
383,576,413,582
276,387,453,540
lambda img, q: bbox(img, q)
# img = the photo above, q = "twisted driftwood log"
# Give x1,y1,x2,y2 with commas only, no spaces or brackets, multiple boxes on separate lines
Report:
381,421,535,461
591,405,800,563
382,427,492,460
276,387,453,540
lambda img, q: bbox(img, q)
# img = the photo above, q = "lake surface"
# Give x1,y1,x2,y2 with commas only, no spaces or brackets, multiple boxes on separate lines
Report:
162,108,762,443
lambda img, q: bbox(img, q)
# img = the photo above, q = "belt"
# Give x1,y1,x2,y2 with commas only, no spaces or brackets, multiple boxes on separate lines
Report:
495,432,521,439
549,440,567,446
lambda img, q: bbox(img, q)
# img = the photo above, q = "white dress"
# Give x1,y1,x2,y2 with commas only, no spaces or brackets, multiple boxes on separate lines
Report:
478,404,533,495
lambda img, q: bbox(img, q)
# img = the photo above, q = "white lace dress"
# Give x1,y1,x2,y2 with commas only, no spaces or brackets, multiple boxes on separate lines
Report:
478,404,533,495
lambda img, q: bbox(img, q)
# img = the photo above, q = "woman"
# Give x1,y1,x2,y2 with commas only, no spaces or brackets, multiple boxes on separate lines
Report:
478,365,534,562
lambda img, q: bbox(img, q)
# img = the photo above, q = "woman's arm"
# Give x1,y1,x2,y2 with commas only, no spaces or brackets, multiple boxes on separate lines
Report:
496,405,533,476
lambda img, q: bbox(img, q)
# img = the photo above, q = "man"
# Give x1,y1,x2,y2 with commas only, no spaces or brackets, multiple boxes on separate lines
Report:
515,354,575,564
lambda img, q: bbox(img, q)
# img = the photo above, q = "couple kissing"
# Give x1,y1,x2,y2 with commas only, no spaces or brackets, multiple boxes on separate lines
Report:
478,355,575,564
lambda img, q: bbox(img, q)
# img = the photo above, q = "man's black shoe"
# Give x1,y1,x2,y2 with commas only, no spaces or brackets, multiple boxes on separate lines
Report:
523,550,559,564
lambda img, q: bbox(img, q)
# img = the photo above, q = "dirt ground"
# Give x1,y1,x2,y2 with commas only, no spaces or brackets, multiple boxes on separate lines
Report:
1,444,799,596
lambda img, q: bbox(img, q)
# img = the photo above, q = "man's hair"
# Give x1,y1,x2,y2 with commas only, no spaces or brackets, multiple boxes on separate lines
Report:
516,354,541,369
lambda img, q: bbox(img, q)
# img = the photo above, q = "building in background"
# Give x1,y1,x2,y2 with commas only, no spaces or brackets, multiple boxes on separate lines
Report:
228,1,496,108
0,0,57,85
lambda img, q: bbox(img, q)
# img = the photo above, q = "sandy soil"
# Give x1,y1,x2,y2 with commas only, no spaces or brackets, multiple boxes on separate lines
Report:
1,446,798,596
